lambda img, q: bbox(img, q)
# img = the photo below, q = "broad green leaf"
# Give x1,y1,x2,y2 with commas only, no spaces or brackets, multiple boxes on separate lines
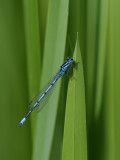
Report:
23,0,41,136
62,36,87,160
85,3,99,157
92,0,109,158
103,0,120,160
0,0,31,159
103,34,115,160
86,1,108,159
114,1,120,159
32,0,69,159
94,0,109,119
85,0,99,129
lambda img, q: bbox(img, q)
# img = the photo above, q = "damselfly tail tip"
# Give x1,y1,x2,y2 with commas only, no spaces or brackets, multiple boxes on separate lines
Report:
19,117,26,127
19,122,23,127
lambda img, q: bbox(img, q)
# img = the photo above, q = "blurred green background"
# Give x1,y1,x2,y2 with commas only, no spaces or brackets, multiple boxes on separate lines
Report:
0,0,120,160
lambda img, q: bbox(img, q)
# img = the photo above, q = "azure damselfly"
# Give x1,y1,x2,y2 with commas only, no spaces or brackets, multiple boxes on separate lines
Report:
19,57,75,127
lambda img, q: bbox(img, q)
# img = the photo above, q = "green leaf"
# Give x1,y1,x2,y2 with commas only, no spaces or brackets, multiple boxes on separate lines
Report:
103,0,120,159
85,0,99,128
113,2,120,159
23,0,41,136
32,0,69,159
94,0,109,119
62,35,87,160
0,1,31,159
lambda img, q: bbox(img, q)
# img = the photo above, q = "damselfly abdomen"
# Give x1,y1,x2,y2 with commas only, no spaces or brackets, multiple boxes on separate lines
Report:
19,57,75,127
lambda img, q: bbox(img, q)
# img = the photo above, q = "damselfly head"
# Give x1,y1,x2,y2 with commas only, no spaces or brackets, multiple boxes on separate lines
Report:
66,57,74,63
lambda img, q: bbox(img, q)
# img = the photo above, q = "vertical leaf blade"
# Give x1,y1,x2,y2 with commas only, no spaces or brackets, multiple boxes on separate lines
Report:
23,0,41,135
62,36,87,160
0,0,32,159
32,0,69,159
94,0,109,118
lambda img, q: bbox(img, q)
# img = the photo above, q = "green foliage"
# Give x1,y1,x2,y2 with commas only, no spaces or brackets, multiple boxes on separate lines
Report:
32,0,69,160
0,0,120,160
23,0,41,137
0,1,32,160
62,36,87,160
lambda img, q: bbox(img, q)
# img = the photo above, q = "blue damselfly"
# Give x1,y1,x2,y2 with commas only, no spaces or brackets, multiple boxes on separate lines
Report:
19,57,75,127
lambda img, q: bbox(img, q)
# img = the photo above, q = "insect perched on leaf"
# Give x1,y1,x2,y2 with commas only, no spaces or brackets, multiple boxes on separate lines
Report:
19,57,75,127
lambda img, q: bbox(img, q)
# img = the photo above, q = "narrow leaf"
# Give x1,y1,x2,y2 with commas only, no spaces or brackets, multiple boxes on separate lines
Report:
62,35,87,160
23,0,41,135
32,0,69,159
85,0,99,128
94,0,109,118
0,1,32,159
103,0,120,159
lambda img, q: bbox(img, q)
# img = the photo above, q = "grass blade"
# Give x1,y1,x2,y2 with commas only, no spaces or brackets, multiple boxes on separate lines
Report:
103,0,120,159
0,1,32,159
62,35,87,160
85,0,99,129
23,0,41,135
94,0,109,119
32,0,69,159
